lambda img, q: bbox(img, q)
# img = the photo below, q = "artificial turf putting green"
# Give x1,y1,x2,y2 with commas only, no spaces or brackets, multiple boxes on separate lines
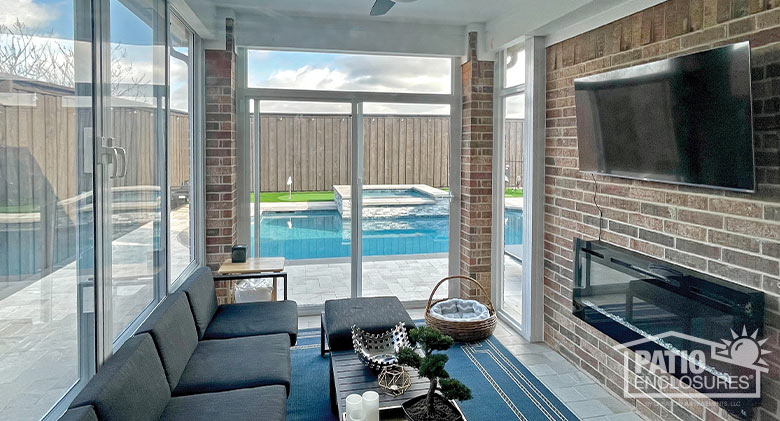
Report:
252,191,335,203
252,187,522,203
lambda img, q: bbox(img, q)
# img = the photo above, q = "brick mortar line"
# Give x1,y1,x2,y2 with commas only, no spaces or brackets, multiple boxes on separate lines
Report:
545,188,780,226
545,173,780,208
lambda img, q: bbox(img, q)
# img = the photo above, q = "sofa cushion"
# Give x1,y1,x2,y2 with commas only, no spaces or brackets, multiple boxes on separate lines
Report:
137,293,199,391
161,386,287,421
323,297,415,352
70,334,170,421
180,267,219,339
173,333,291,396
204,300,298,344
59,406,98,421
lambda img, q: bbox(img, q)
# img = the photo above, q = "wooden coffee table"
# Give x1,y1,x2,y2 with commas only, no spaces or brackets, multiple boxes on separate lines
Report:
330,350,430,417
217,257,288,300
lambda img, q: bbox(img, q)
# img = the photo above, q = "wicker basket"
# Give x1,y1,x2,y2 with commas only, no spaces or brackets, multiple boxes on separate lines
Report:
424,276,497,342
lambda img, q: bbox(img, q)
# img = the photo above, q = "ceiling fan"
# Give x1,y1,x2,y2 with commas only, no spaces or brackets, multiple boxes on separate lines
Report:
370,0,417,16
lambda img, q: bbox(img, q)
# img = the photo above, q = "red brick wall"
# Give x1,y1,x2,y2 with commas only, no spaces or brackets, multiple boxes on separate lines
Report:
205,20,238,303
544,3,780,420
460,32,495,300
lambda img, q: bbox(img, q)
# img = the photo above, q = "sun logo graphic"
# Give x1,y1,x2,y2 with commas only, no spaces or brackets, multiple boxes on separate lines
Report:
713,327,771,372
614,326,771,401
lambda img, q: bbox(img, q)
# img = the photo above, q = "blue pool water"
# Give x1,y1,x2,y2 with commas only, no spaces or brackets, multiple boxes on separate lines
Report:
252,210,523,260
362,189,429,199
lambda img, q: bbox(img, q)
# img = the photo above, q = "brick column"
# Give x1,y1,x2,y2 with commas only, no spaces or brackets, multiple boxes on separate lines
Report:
459,32,494,301
205,19,237,303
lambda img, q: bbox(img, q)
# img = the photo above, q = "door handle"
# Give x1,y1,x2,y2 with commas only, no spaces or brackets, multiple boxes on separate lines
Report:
101,137,126,179
114,146,127,178
109,147,120,178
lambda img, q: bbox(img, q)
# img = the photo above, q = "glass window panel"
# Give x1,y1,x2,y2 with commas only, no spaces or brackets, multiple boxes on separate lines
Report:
248,49,451,94
252,100,352,306
0,2,95,418
108,0,165,340
360,103,450,302
505,44,525,88
503,93,525,323
169,16,193,284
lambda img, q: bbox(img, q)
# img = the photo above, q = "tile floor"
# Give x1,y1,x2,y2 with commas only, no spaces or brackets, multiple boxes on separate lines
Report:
298,309,645,421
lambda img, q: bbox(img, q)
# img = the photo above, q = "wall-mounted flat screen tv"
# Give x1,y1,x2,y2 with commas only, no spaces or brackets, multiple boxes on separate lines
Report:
574,42,755,192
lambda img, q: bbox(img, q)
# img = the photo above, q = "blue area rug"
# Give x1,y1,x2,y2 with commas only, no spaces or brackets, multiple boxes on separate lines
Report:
287,327,579,421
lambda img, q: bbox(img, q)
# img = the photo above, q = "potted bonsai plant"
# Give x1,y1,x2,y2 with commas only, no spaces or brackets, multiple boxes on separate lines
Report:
397,326,472,421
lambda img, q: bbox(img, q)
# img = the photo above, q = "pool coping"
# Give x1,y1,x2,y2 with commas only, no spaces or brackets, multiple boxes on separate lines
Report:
333,184,449,205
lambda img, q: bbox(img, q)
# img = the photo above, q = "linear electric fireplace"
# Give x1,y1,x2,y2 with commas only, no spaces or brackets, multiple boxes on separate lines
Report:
573,238,765,419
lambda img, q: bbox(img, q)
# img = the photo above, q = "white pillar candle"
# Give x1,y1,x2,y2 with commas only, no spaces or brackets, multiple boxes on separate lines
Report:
361,391,379,421
348,410,367,421
345,394,363,417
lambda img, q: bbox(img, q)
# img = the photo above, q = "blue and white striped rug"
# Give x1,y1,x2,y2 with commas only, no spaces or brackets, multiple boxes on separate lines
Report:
287,327,579,421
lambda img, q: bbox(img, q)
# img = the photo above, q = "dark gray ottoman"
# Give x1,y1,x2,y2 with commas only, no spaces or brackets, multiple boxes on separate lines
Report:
321,296,416,355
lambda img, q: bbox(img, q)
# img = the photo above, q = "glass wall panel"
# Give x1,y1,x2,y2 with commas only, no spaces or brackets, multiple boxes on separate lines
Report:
169,15,193,284
107,0,166,340
247,49,451,94
360,103,450,302
505,44,525,88
0,2,95,417
503,94,525,322
252,100,352,306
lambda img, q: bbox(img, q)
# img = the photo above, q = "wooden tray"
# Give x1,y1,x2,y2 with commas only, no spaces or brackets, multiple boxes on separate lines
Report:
342,405,407,421
341,402,466,420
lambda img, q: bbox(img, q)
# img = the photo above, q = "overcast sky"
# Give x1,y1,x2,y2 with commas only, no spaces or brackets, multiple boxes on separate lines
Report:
248,49,452,115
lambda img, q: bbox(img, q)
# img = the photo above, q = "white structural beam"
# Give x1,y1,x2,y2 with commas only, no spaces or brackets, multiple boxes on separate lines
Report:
521,36,546,342
484,0,590,51
218,12,466,56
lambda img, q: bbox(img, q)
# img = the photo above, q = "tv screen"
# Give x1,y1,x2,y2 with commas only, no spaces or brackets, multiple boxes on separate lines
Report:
574,42,755,192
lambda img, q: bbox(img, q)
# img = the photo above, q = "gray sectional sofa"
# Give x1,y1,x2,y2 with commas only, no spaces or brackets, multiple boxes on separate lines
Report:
59,267,298,421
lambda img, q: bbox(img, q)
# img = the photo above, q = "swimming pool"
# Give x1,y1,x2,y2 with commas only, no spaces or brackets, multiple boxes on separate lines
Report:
252,209,523,260
362,189,429,199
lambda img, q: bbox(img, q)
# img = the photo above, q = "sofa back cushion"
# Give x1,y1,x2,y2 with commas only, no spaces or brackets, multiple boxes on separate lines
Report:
70,334,170,421
137,292,199,391
59,406,98,421
180,267,218,339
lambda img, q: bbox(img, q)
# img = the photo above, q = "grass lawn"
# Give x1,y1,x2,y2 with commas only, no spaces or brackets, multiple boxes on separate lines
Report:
0,205,41,214
505,188,524,198
251,191,335,203
251,187,522,203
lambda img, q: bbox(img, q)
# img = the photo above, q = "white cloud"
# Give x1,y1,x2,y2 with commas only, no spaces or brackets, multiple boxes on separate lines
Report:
252,53,452,114
266,66,351,91
0,0,57,27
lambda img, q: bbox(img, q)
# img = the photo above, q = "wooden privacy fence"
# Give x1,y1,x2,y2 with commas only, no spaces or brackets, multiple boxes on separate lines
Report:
0,77,190,279
250,114,524,192
505,119,524,188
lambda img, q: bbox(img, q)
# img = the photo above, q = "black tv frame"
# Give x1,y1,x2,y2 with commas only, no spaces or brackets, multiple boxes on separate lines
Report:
574,42,756,193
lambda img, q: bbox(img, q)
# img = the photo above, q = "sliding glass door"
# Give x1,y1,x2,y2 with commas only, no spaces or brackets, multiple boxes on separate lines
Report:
250,99,353,306
360,103,451,303
101,0,166,343
0,1,95,418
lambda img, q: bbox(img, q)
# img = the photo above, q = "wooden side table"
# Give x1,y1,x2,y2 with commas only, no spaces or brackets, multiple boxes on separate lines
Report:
217,257,288,301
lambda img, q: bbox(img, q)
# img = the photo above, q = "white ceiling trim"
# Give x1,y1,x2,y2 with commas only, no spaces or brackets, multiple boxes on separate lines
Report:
223,12,467,57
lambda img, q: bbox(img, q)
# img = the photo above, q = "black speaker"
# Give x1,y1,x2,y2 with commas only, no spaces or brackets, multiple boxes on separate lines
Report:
231,245,247,263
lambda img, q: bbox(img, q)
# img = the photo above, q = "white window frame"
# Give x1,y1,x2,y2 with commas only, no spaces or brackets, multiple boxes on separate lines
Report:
168,10,206,292
492,37,545,342
236,50,462,315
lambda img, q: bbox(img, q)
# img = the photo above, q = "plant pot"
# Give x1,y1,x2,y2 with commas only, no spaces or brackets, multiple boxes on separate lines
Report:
401,394,465,421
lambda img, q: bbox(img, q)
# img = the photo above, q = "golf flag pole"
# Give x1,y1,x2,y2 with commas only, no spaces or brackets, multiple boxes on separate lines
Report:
287,176,292,200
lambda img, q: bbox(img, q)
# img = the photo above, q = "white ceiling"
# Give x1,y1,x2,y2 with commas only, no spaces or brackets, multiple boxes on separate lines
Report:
202,0,588,26
181,0,644,54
